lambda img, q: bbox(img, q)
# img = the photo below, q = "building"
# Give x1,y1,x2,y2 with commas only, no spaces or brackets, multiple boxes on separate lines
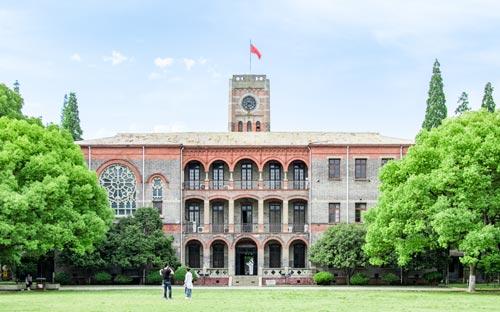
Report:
77,74,412,285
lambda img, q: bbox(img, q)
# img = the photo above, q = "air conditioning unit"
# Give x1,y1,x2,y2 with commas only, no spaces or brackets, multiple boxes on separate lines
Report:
197,226,204,233
200,184,206,190
191,222,197,233
223,185,230,190
224,227,229,233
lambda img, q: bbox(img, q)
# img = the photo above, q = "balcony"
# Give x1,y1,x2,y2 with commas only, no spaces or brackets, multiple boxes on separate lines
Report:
210,180,230,190
184,222,203,233
234,223,259,233
290,180,308,190
264,223,283,233
184,180,204,190
233,180,258,190
183,180,309,191
211,223,228,233
262,180,282,190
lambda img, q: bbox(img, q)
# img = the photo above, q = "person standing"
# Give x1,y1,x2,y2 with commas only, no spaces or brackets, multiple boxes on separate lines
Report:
184,267,193,300
159,264,173,300
25,274,32,290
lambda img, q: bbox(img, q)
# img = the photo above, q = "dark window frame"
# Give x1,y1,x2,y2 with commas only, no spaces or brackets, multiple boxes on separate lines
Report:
328,202,340,223
328,158,341,179
354,158,367,180
355,202,367,223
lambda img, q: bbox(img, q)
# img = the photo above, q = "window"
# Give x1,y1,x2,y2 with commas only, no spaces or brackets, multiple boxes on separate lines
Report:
293,162,306,189
247,121,252,132
241,162,253,189
153,201,162,214
212,243,225,268
268,162,281,189
152,177,163,201
381,158,393,166
212,203,224,233
238,121,243,132
329,203,340,223
99,164,137,216
328,158,341,179
355,159,367,179
355,202,366,223
187,203,200,226
269,243,281,268
241,204,253,232
187,163,201,189
187,242,201,268
269,203,281,232
256,121,261,132
292,242,306,268
212,162,225,189
293,203,306,232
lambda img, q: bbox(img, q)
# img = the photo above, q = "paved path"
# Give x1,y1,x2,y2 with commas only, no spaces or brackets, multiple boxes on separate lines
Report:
61,285,466,292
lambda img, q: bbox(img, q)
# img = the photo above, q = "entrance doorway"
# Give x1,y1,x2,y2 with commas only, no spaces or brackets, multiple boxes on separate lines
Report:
235,239,258,275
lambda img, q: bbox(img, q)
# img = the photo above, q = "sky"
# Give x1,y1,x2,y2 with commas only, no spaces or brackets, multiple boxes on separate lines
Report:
1,0,499,140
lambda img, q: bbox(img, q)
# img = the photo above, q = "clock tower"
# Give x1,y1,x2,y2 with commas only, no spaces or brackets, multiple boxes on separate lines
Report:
228,74,270,132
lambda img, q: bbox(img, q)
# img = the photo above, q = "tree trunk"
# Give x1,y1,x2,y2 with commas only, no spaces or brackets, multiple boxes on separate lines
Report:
468,264,476,292
346,270,350,285
142,268,146,285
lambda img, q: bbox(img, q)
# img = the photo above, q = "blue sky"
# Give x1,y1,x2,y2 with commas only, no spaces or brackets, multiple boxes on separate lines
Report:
1,0,499,139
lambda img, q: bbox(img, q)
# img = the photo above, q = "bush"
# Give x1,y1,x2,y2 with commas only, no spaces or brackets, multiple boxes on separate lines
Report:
146,270,163,285
382,273,400,285
350,273,369,285
93,272,112,284
54,272,72,285
423,271,442,284
313,272,334,285
114,274,133,285
174,266,198,283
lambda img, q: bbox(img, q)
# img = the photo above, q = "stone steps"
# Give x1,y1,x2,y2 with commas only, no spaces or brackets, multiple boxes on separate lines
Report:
232,276,259,286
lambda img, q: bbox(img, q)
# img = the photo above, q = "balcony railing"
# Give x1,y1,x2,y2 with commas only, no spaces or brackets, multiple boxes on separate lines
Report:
183,222,203,233
233,180,258,190
234,223,258,233
290,180,308,190
264,223,282,233
292,223,306,233
184,180,204,190
210,180,229,190
211,223,228,233
263,180,282,190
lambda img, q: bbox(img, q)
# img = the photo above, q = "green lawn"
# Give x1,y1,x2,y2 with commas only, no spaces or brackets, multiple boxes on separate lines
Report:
0,288,499,312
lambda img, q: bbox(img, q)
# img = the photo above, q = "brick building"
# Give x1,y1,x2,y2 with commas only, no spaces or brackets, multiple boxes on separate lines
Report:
77,74,412,285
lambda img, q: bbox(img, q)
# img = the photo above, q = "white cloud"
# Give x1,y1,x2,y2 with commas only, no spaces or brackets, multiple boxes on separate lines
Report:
103,50,128,65
154,57,174,68
183,58,196,70
148,72,163,80
198,57,207,65
70,53,81,62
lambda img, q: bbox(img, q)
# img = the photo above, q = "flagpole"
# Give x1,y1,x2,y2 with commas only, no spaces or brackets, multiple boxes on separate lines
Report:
249,39,252,73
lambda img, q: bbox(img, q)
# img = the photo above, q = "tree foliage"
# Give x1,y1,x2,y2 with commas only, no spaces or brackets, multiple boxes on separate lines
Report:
0,83,24,119
455,92,471,115
61,92,83,141
481,82,496,113
364,110,500,291
0,117,113,265
422,59,447,130
309,223,366,284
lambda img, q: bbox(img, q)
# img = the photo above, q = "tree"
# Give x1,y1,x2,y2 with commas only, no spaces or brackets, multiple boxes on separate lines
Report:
455,92,471,115
0,117,113,267
364,110,500,292
61,92,83,141
422,59,447,130
309,223,367,284
481,82,496,112
13,80,20,94
0,83,23,119
104,207,178,283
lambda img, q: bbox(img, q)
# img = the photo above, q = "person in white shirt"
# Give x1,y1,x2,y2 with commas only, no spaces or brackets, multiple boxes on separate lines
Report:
184,267,193,299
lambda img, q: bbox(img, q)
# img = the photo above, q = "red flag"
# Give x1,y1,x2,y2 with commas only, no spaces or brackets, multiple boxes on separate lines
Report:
250,44,262,59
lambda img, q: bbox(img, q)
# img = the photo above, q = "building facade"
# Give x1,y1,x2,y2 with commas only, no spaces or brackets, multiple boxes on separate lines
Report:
78,74,412,285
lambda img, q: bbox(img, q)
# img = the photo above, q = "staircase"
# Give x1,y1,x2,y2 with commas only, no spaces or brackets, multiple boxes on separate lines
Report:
232,275,259,286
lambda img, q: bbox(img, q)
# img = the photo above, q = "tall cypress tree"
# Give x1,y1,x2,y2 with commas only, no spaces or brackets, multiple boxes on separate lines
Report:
422,59,447,130
480,82,495,112
454,92,471,115
13,80,20,94
61,92,83,141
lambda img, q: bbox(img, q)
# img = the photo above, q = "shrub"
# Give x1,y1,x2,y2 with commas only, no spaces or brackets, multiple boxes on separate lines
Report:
174,266,198,283
382,273,400,285
146,270,163,285
423,271,442,284
93,272,112,284
313,272,334,285
350,273,369,285
54,272,72,285
114,274,133,285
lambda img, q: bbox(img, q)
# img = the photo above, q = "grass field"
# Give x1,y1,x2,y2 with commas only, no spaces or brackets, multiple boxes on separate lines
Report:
0,288,499,312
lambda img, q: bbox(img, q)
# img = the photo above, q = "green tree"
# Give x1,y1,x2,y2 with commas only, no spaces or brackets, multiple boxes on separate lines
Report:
454,92,471,115
0,117,113,267
481,82,496,112
422,59,447,130
309,223,367,284
364,111,500,292
61,92,83,141
104,207,178,283
0,83,23,119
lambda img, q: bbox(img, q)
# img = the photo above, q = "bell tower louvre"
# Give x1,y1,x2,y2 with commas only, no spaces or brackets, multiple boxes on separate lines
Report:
228,74,270,132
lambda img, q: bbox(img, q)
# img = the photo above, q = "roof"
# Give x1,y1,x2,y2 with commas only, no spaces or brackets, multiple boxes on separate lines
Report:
76,132,413,147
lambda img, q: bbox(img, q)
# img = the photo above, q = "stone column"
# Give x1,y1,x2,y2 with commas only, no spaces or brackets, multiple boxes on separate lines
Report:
228,198,234,233
282,244,289,269
282,199,289,233
258,170,263,190
283,170,288,190
203,246,211,272
204,171,210,189
258,198,264,232
228,246,235,277
258,247,264,276
204,199,210,233
229,171,234,190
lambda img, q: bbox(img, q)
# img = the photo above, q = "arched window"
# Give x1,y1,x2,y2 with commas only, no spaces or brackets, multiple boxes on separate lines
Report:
99,164,137,216
238,121,243,132
256,121,261,132
247,121,252,132
152,177,163,214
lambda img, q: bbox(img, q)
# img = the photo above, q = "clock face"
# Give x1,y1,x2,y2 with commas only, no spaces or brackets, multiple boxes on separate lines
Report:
241,95,257,111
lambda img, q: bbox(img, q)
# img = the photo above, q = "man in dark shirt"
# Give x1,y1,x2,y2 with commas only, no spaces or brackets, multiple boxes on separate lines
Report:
159,264,173,300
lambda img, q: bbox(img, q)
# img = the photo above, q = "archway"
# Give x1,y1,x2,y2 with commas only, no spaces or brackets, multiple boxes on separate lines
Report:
235,238,258,275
